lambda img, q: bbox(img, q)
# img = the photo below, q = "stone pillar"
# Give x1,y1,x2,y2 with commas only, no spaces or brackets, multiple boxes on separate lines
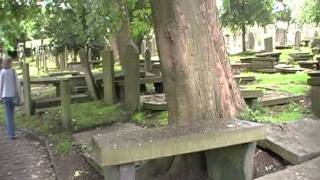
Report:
124,43,140,111
206,142,256,180
144,49,152,73
308,71,320,118
101,49,115,104
22,63,33,118
103,164,135,180
60,79,71,129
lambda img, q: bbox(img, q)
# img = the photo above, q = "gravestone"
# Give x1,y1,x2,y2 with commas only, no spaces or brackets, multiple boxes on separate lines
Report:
248,33,255,50
60,79,71,129
308,71,320,118
264,37,273,52
22,63,33,118
101,49,115,104
124,43,140,111
144,49,152,73
141,39,146,57
295,31,302,49
276,29,286,46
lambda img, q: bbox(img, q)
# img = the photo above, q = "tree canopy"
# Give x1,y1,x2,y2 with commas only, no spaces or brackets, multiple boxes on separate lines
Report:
220,0,274,32
300,0,320,26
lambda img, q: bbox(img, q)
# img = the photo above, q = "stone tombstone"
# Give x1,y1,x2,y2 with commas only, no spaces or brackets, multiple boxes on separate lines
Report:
248,33,255,50
101,49,115,105
295,31,302,49
264,37,273,52
60,79,71,129
141,39,146,57
276,28,286,46
124,43,140,112
144,49,152,73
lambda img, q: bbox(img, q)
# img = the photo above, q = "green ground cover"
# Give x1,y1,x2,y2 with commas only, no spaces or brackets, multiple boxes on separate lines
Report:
0,101,129,154
242,72,309,95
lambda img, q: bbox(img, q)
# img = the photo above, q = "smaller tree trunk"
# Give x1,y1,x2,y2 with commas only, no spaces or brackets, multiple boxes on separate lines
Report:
79,49,99,100
242,24,247,52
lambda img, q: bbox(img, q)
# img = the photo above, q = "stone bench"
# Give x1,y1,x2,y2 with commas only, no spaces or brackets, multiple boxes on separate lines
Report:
33,94,91,109
92,119,266,180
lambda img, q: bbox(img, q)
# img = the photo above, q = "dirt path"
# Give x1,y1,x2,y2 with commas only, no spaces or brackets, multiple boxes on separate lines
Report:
0,126,55,180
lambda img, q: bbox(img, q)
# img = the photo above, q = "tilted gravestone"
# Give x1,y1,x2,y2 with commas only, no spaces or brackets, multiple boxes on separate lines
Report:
264,37,273,52
295,31,302,49
248,33,255,50
124,43,140,111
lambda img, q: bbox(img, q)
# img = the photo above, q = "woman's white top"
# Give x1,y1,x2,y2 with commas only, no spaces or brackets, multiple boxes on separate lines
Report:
0,68,16,99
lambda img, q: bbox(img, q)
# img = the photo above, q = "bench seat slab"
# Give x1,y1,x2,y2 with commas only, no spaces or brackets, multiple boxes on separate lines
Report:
92,119,266,167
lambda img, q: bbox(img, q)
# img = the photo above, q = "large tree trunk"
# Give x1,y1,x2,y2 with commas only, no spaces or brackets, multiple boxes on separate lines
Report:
242,24,247,52
151,0,245,125
139,1,247,178
115,1,132,68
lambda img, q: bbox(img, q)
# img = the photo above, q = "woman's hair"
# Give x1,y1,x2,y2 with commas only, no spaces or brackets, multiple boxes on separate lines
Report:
2,55,13,69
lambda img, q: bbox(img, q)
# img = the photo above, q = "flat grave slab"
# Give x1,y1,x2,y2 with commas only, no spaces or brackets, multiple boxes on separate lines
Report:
34,94,91,109
258,119,320,165
255,157,320,180
297,61,318,69
260,94,304,107
48,71,80,77
143,89,263,111
235,75,256,84
92,119,266,167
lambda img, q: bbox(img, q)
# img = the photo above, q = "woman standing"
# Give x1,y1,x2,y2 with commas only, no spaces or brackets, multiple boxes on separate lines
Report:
0,56,18,140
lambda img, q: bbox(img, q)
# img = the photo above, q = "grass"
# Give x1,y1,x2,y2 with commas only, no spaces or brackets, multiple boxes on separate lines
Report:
241,102,309,124
243,72,309,95
132,111,168,127
0,101,129,154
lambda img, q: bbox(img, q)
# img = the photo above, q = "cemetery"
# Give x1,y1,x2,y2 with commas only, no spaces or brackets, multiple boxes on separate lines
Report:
1,0,320,180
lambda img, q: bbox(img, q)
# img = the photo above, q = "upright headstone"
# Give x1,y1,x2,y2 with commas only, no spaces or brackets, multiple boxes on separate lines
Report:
60,79,71,129
144,49,152,73
141,39,147,58
295,31,302,49
264,37,273,52
276,29,286,46
124,43,140,112
101,49,115,104
22,63,33,118
248,33,255,50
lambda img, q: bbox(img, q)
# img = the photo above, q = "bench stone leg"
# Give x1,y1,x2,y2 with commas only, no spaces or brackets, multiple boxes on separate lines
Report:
245,98,258,110
205,142,256,180
103,164,135,180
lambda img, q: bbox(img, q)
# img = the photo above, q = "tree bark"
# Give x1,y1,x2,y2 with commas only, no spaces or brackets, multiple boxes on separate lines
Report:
79,49,99,100
115,1,132,68
151,0,245,126
242,24,247,52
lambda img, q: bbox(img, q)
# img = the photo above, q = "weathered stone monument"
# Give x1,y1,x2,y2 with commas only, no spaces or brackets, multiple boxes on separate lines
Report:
264,37,273,52
248,33,255,50
124,43,140,111
22,63,33,118
60,79,71,129
144,49,152,73
101,49,115,105
276,29,286,46
308,71,320,118
295,31,302,49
